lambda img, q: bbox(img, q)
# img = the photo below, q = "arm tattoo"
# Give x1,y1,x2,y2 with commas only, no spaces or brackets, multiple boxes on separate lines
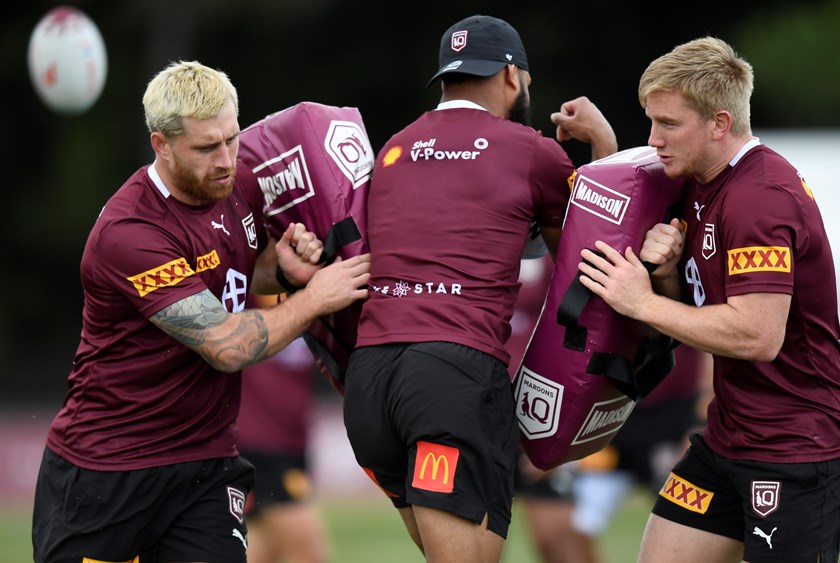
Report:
150,289,270,370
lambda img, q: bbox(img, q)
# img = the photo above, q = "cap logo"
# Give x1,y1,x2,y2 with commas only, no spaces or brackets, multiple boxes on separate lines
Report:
451,30,467,52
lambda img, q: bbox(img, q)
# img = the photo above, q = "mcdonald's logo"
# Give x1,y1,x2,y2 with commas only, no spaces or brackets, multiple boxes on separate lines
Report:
727,246,791,275
412,441,459,494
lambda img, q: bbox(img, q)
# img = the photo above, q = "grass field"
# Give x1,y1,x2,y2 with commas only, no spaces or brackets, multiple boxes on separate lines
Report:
1,489,652,562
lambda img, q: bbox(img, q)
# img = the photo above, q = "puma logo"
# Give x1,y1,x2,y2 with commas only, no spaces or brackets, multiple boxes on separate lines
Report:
232,528,247,549
694,201,705,221
753,526,777,549
212,215,230,235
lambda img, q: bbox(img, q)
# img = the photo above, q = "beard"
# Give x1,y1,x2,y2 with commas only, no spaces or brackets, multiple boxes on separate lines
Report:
172,155,236,204
508,80,531,127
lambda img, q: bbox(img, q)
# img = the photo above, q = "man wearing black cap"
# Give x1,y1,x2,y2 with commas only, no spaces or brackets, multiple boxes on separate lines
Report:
342,14,617,562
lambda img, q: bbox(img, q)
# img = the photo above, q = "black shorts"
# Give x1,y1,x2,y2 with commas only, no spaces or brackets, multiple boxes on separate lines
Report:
652,432,840,562
240,448,311,517
611,393,697,492
32,447,255,563
343,342,519,538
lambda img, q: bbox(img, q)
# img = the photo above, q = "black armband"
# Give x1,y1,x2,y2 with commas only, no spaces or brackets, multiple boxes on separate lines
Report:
275,266,299,294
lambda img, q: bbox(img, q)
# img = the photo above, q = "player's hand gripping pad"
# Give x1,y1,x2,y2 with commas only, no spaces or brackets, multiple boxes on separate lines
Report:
239,102,375,395
513,147,685,470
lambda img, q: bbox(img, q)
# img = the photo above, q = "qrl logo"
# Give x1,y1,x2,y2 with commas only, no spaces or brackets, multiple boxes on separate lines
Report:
514,366,562,439
752,481,781,517
451,30,468,51
702,223,716,259
227,486,246,523
324,120,374,189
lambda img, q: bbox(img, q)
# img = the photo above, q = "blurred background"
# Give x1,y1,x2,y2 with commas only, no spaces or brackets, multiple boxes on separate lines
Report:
2,1,840,560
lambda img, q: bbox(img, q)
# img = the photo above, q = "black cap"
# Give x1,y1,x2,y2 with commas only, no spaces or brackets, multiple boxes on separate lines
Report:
427,15,529,87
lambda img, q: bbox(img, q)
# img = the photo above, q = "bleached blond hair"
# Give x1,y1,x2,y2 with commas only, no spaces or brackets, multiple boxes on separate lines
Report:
143,60,238,137
639,37,753,136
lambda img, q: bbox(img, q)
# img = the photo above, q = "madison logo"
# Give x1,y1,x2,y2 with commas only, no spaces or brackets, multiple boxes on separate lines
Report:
570,174,630,225
752,480,781,517
514,365,562,439
127,257,195,297
412,441,459,494
252,145,315,217
325,120,374,189
227,486,246,524
728,246,791,275
571,396,635,445
659,472,713,514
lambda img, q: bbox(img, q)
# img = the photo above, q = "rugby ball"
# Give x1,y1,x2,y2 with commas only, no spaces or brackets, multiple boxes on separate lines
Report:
27,6,108,115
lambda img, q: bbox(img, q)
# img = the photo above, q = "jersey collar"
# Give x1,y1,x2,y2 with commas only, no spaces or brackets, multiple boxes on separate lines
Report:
436,99,488,112
730,137,761,167
147,160,171,198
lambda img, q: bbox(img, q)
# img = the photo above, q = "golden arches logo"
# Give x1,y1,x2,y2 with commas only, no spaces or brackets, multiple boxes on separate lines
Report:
411,441,459,493
419,452,450,483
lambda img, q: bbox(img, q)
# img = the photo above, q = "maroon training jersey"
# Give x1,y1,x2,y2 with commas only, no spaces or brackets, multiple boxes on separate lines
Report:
47,161,267,470
356,104,576,364
680,139,840,462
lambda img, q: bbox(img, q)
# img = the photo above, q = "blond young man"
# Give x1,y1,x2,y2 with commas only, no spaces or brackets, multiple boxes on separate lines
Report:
32,61,369,563
578,37,840,562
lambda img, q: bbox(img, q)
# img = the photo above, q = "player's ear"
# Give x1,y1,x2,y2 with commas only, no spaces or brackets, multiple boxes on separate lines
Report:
150,131,172,161
504,64,519,89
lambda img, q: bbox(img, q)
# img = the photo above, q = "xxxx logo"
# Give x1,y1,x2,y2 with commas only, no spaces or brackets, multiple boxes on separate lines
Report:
659,472,713,513
127,257,194,297
412,441,459,494
728,246,791,275
195,250,220,273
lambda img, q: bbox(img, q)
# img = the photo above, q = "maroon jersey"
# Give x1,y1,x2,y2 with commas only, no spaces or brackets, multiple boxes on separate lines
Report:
47,161,267,470
356,103,575,364
680,140,840,462
238,333,318,454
